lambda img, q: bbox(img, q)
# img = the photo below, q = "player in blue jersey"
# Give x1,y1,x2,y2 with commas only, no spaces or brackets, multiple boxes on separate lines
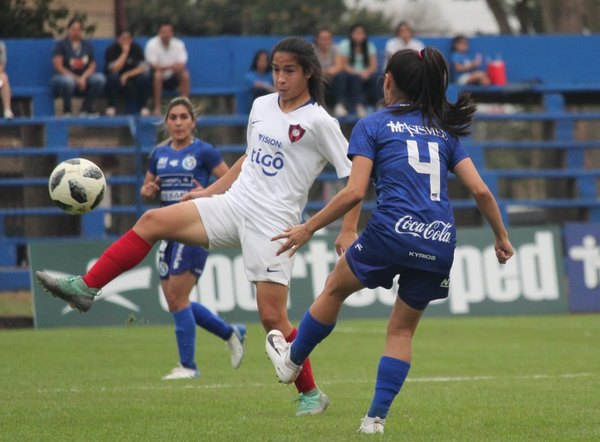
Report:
140,97,246,380
266,47,514,434
36,37,359,416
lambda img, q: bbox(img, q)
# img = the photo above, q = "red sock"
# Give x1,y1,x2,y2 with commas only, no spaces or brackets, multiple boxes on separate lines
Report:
82,229,152,289
286,328,317,394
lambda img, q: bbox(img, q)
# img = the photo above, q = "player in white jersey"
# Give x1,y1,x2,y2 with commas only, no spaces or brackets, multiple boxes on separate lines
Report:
265,48,514,434
36,37,360,416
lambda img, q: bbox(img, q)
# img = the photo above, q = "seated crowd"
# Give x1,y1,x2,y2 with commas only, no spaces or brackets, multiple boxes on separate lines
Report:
0,19,497,120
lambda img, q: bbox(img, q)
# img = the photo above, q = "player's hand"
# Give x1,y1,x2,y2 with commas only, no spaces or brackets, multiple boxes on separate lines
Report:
75,77,86,91
192,179,205,190
181,188,206,201
272,224,313,257
495,237,514,264
334,230,358,256
140,177,160,199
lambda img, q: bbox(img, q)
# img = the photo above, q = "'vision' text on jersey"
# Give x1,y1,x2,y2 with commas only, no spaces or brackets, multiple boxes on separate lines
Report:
227,93,351,237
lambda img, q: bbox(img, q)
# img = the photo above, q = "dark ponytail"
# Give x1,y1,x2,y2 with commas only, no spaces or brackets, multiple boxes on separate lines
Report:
385,48,476,137
271,37,325,107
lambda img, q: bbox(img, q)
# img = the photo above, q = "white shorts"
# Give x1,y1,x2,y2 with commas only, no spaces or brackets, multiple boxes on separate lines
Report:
192,194,295,286
456,73,471,85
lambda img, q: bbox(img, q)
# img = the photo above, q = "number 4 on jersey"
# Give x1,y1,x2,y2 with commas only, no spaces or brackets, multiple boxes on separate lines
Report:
406,140,441,201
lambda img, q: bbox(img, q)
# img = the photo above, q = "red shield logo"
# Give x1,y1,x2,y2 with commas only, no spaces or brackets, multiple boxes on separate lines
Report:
288,124,306,143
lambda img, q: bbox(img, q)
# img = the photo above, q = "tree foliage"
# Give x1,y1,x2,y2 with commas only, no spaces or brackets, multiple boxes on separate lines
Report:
124,0,392,36
0,0,96,38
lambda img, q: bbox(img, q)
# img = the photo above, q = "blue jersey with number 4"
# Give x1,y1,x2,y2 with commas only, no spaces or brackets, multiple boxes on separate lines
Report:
148,139,223,207
348,106,470,274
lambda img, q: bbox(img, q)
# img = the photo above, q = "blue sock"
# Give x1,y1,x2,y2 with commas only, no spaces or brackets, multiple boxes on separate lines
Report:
289,311,336,366
173,307,196,370
367,356,411,419
190,302,232,341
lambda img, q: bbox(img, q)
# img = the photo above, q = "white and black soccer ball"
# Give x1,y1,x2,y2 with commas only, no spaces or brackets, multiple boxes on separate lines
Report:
48,158,106,215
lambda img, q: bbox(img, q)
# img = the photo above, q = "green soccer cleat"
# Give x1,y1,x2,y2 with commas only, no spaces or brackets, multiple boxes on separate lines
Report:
295,389,330,416
36,271,100,312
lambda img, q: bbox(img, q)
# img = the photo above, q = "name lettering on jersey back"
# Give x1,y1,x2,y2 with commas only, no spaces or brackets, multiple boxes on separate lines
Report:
251,133,286,176
394,215,452,243
387,121,448,141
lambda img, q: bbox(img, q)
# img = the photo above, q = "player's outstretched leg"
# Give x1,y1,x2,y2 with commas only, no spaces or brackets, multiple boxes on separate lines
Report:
265,330,301,384
35,272,100,312
36,229,152,312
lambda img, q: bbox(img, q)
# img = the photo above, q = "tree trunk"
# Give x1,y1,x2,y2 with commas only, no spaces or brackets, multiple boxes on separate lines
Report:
555,0,586,33
485,0,514,34
538,0,586,33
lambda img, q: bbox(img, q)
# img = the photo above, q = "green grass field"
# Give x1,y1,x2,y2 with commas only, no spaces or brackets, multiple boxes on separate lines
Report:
1,314,599,441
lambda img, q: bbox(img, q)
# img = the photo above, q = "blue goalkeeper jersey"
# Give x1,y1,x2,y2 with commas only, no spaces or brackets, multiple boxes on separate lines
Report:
148,138,223,207
348,106,470,274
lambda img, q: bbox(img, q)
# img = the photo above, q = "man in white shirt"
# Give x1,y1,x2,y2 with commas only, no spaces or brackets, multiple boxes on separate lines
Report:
145,23,190,115
385,21,425,58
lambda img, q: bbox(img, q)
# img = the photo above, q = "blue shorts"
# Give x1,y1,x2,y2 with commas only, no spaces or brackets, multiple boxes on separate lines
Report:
157,240,209,281
345,240,450,311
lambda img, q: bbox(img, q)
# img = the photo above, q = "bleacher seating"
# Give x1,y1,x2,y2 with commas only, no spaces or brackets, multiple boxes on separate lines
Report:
1,35,600,291
5,35,600,116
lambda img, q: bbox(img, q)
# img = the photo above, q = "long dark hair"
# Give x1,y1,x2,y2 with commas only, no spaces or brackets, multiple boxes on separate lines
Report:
386,48,476,137
250,49,271,73
348,23,370,69
271,37,325,107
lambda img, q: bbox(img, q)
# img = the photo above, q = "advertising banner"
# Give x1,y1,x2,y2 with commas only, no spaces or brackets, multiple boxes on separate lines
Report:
30,226,568,328
564,223,600,312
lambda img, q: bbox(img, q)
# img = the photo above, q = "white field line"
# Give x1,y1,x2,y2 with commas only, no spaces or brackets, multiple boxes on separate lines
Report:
34,372,596,395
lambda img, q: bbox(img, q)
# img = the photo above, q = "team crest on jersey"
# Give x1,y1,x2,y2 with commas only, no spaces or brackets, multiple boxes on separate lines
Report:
288,124,306,143
182,155,197,171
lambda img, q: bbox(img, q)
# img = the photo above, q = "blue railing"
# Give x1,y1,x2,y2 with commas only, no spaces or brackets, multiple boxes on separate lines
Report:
1,108,600,290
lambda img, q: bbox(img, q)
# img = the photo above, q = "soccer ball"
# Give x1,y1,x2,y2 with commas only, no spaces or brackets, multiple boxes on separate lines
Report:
48,158,106,215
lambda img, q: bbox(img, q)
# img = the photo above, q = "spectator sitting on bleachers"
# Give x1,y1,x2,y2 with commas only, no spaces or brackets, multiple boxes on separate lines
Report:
384,21,425,58
450,35,491,86
245,49,275,110
0,41,14,119
50,18,106,116
145,22,190,115
338,23,381,118
313,28,347,117
104,31,151,116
